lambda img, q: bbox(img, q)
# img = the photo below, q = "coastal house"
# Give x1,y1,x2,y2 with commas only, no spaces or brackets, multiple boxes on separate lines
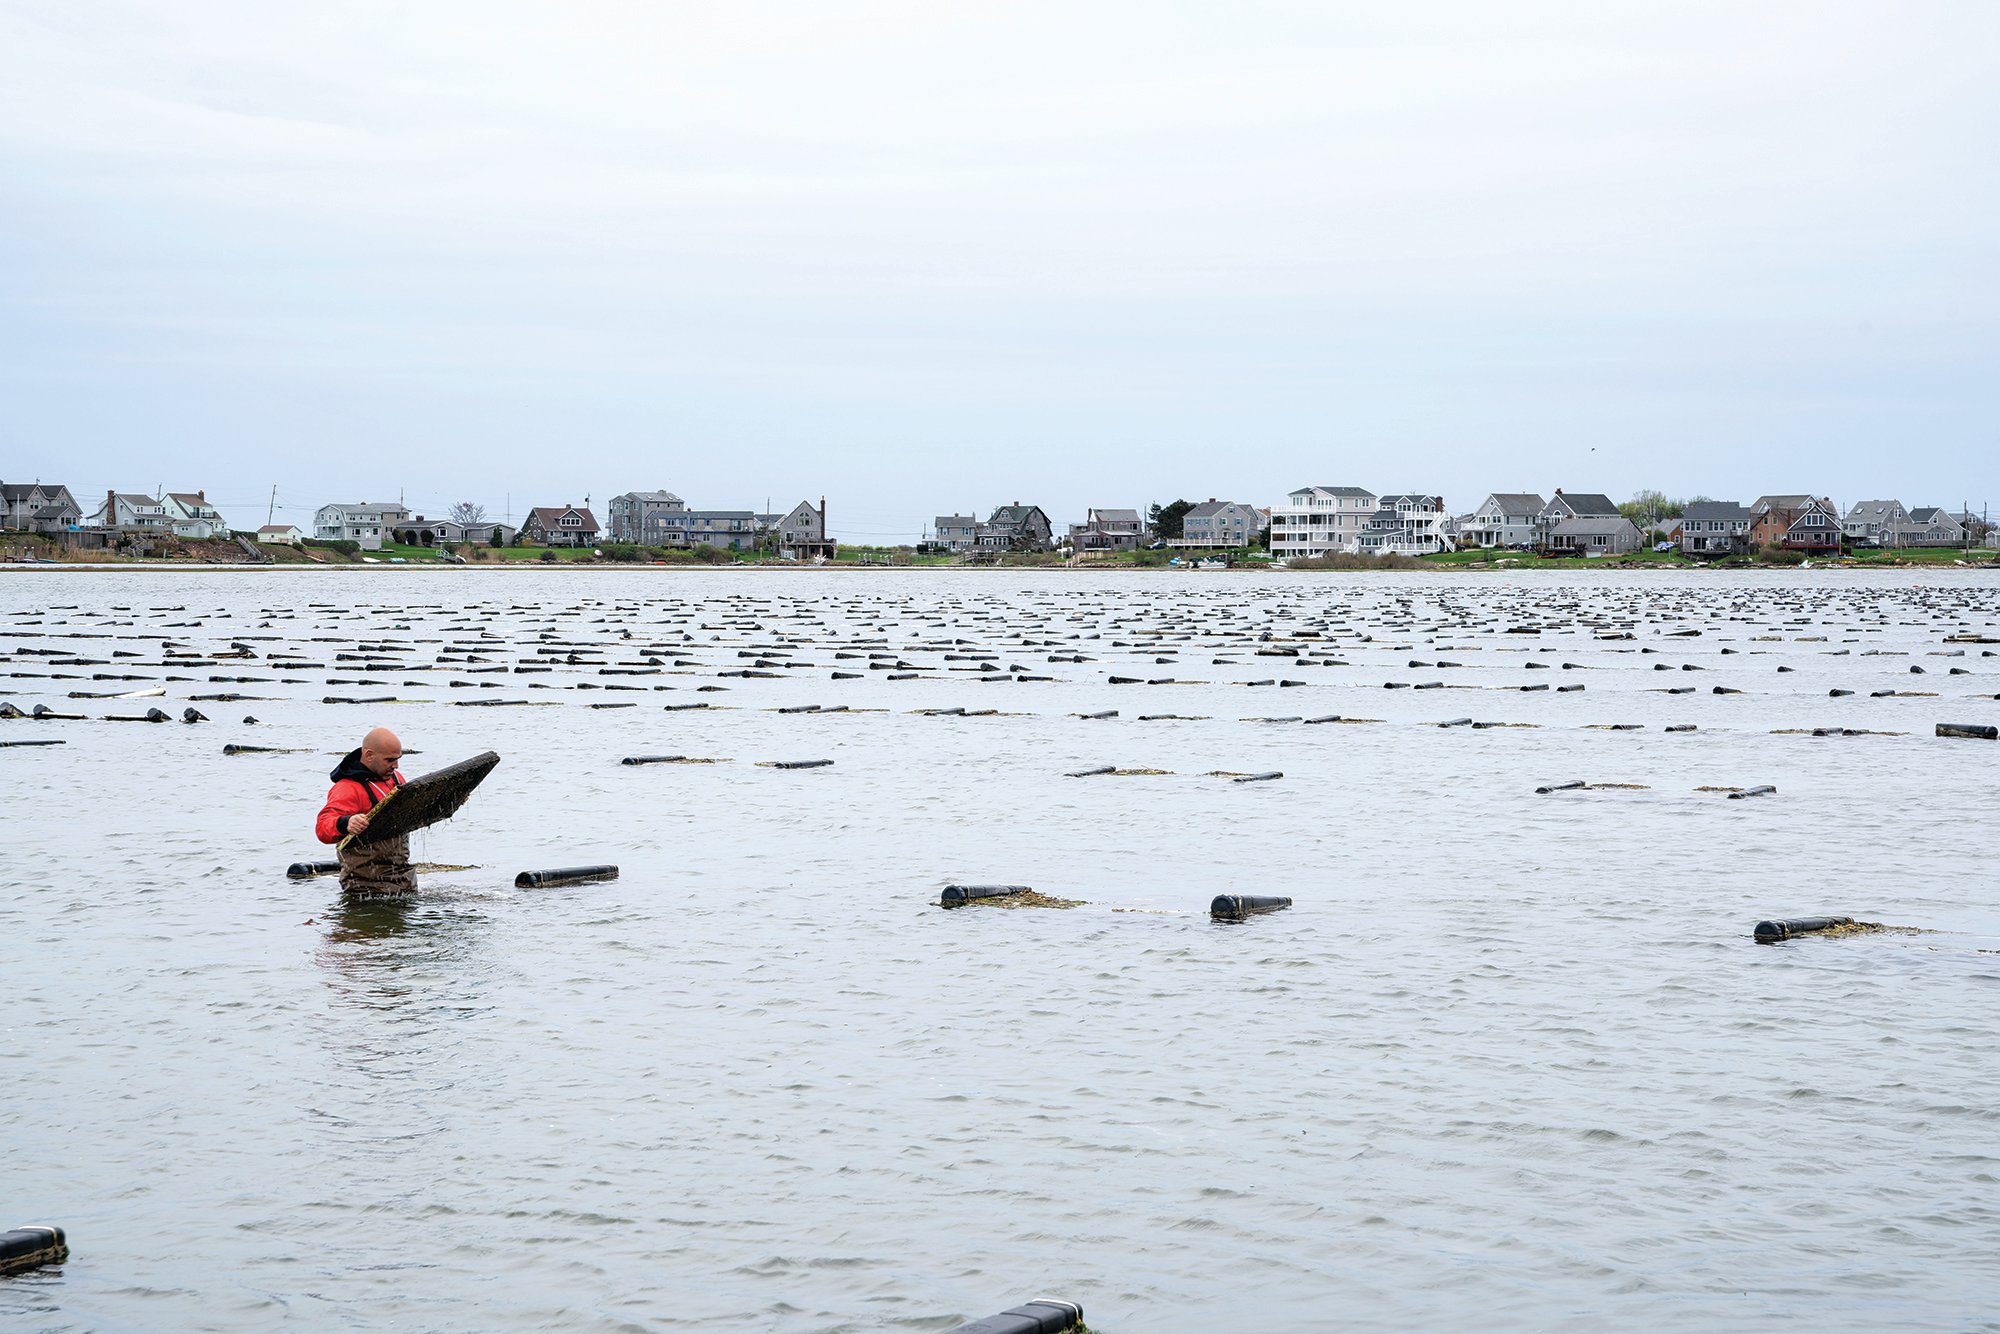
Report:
1461,493,1547,549
684,511,758,549
255,524,305,545
1533,489,1619,550
315,502,411,551
1356,494,1454,556
163,491,225,539
1842,499,1912,546
1068,507,1147,553
437,520,517,547
1678,501,1751,557
1539,490,1621,522
762,499,834,559
975,503,1054,552
1950,511,1998,548
1171,500,1264,549
1268,486,1377,559
932,515,980,553
1,481,83,534
522,505,601,547
1905,507,1965,547
608,490,688,544
88,491,172,533
1546,515,1643,556
1747,495,1841,553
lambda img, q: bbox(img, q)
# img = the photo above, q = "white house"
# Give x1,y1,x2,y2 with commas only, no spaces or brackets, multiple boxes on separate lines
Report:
163,491,225,539
1268,486,1377,559
316,502,411,550
88,492,171,532
1356,494,1455,556
255,524,304,545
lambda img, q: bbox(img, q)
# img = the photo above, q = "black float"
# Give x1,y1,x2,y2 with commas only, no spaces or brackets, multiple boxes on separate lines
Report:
1755,916,1852,942
0,1225,67,1275
1937,722,1997,740
941,884,1030,907
1211,894,1292,920
515,866,620,888
945,1299,1085,1334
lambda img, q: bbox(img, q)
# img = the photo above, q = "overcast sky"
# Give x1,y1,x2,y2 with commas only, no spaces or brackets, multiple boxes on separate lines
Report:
3,1,1996,541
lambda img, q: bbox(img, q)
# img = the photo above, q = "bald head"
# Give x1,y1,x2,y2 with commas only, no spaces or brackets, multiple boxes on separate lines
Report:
360,727,403,777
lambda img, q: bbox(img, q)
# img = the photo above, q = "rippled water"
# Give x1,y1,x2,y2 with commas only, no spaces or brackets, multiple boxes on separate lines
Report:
4,568,1999,1332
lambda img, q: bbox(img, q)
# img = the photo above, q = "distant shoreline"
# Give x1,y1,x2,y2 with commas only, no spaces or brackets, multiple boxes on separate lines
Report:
5,559,1996,575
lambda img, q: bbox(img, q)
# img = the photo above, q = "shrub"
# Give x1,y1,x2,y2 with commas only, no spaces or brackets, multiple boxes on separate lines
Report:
537,548,557,562
305,537,359,556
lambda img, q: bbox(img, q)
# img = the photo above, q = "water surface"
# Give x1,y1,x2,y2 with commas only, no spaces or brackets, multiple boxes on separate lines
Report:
4,569,1998,1331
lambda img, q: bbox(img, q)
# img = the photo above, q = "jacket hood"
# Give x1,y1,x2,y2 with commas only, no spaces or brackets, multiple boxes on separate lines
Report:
330,748,378,784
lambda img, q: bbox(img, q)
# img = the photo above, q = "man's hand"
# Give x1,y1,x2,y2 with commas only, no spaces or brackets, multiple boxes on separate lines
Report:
348,812,370,836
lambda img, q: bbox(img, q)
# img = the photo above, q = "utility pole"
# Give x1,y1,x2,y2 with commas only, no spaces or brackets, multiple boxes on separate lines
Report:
267,485,276,527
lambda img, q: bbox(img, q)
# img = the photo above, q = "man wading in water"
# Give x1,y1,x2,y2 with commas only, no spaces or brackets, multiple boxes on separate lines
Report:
315,726,415,897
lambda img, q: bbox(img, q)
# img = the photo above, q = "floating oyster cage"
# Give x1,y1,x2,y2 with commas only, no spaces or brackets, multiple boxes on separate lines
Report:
345,750,501,847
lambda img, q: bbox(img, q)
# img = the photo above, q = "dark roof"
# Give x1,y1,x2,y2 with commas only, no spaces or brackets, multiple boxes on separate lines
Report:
1551,492,1620,516
1294,485,1373,497
989,505,1046,524
526,506,599,527
1482,493,1546,511
1682,501,1749,521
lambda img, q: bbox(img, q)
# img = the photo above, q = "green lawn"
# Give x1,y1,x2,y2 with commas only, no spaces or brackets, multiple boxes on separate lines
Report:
1842,546,1995,565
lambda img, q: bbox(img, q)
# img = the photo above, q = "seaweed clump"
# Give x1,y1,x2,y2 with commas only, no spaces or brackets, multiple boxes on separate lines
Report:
972,889,1086,910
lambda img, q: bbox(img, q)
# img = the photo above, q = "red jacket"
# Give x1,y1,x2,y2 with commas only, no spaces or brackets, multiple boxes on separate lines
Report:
316,749,406,844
